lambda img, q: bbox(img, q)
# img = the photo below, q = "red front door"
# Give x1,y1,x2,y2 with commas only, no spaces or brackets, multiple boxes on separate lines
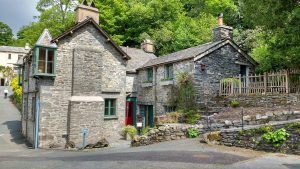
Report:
125,101,134,125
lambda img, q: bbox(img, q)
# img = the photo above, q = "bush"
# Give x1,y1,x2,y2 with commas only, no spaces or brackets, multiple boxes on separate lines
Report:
159,112,182,124
141,127,149,136
262,128,289,147
230,100,240,108
121,125,137,140
187,128,200,138
183,109,201,124
10,77,22,110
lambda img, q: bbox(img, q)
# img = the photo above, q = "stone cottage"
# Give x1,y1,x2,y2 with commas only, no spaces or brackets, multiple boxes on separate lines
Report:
136,14,257,120
20,1,257,148
21,0,157,148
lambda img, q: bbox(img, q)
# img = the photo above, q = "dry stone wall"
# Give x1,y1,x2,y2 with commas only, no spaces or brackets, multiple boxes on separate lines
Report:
219,119,300,155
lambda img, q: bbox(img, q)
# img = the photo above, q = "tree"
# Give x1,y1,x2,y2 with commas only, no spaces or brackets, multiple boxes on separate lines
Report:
0,21,14,45
239,0,300,71
15,0,76,47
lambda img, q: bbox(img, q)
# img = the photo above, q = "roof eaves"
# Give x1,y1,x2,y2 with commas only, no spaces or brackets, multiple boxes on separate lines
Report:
51,18,130,60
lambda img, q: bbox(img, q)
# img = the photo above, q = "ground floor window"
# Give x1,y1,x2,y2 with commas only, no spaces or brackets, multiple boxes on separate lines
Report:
164,106,176,113
104,99,116,116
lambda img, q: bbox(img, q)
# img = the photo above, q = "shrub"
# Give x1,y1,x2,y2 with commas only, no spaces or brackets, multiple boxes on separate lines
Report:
121,125,137,140
187,128,200,138
207,131,221,141
160,112,182,124
230,100,240,108
141,127,149,136
183,109,201,124
262,128,289,147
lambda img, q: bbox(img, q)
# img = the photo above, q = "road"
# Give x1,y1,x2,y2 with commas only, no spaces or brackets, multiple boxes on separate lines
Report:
0,86,299,169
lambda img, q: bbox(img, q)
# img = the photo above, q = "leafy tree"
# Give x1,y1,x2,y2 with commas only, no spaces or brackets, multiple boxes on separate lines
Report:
239,0,300,71
0,21,14,45
15,0,76,47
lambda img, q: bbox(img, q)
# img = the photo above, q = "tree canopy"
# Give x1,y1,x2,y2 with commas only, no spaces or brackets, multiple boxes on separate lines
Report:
13,0,300,72
0,21,14,46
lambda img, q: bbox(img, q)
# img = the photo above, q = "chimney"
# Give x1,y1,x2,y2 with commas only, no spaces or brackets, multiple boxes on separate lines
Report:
75,0,99,24
25,43,30,50
141,39,155,53
213,13,233,41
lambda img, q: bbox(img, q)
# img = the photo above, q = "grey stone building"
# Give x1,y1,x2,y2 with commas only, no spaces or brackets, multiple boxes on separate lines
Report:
20,1,256,148
136,14,257,119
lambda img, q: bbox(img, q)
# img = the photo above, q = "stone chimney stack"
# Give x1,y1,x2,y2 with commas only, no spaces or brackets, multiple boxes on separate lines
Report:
75,0,99,24
25,43,30,50
141,39,155,53
213,13,233,41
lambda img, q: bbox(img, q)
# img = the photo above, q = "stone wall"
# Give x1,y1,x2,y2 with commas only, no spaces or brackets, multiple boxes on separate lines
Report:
131,124,203,147
219,119,300,155
137,59,194,115
198,110,300,131
220,94,300,108
194,44,255,107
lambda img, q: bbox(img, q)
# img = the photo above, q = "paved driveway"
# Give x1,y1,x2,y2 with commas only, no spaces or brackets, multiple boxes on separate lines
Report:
0,86,27,153
0,139,299,169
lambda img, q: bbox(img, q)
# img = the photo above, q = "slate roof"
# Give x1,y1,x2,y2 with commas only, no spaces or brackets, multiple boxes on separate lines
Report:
51,18,130,60
140,40,224,68
0,46,27,53
121,46,157,73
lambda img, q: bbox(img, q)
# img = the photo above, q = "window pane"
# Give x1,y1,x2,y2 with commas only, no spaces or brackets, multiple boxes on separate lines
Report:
47,62,53,74
104,107,109,116
38,48,46,73
169,65,173,78
105,100,109,107
110,107,115,116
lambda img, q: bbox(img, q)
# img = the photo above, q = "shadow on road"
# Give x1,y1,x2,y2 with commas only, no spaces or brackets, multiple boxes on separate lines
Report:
2,120,32,148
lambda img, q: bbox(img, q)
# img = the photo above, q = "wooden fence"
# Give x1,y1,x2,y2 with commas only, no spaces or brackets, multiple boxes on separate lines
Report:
219,70,300,96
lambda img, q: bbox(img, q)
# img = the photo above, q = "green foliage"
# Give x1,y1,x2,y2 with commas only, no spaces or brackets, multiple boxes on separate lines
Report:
15,0,75,47
183,109,201,124
122,125,137,140
10,77,22,109
240,0,300,71
230,100,240,108
187,128,200,138
168,72,197,111
141,127,149,136
0,21,14,45
262,128,290,148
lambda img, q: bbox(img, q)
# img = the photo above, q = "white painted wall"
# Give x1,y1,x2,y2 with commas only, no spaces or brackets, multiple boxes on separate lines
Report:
0,51,22,68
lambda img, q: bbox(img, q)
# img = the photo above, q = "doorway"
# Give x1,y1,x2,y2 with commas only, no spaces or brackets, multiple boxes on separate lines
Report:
140,105,154,127
0,79,4,86
126,97,136,126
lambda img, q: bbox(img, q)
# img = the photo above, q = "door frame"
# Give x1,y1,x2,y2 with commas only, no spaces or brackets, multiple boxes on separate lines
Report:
126,97,137,126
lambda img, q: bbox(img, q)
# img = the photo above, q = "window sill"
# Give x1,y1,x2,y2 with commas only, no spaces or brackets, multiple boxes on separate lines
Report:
141,82,153,88
104,116,118,120
34,73,56,78
161,80,174,86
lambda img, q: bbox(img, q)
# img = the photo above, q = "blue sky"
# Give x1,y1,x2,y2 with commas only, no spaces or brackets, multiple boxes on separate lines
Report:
0,0,39,36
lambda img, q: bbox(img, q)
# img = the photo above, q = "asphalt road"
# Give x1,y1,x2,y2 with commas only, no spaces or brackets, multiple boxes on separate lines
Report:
0,86,299,169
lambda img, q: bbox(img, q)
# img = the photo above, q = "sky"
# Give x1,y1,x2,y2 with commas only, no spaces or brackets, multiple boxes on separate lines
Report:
0,0,39,36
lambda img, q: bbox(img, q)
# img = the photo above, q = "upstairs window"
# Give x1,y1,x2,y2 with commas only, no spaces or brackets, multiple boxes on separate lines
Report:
164,64,173,80
8,54,11,60
34,46,56,76
146,68,153,82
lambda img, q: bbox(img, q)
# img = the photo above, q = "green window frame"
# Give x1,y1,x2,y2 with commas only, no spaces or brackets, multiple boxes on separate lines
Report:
34,46,57,77
164,64,173,79
104,99,116,117
147,68,153,82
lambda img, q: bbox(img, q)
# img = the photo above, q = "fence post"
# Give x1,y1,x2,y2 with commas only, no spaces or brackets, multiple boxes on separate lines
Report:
239,74,242,94
285,70,289,93
264,72,267,94
231,81,234,95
